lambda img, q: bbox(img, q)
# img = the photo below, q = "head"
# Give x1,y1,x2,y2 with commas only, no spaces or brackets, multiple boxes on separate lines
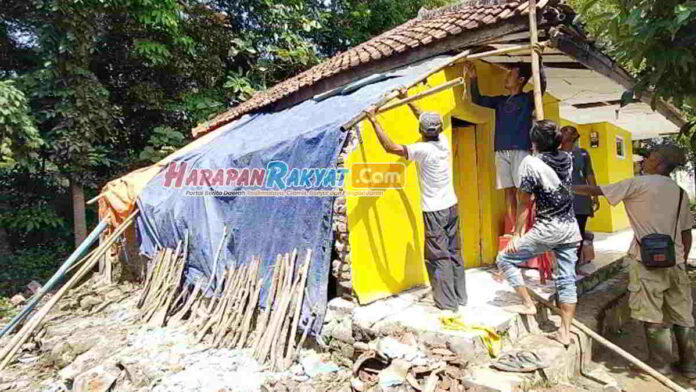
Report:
530,120,562,153
560,125,580,145
419,112,443,141
641,144,686,175
504,62,532,93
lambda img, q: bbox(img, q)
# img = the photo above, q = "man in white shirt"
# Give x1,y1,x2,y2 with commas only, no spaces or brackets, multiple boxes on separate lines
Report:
575,145,695,377
364,92,466,312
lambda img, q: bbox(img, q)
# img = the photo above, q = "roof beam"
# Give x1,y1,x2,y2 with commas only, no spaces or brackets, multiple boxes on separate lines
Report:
551,30,686,127
269,16,531,113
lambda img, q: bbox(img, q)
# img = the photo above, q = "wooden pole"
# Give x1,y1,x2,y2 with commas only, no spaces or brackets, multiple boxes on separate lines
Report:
529,292,688,392
529,0,545,121
341,43,543,131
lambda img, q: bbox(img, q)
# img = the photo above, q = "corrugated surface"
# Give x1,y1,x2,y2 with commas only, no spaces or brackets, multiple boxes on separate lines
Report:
193,1,545,137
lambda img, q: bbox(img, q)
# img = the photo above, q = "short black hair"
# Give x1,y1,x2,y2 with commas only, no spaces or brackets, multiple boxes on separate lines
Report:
511,62,533,85
530,120,561,152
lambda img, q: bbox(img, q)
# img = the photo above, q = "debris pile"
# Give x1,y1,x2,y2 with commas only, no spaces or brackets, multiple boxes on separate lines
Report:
352,335,496,392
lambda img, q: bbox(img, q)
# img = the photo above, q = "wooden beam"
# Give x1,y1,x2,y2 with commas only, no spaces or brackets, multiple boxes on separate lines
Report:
270,16,530,113
551,30,686,127
529,0,545,121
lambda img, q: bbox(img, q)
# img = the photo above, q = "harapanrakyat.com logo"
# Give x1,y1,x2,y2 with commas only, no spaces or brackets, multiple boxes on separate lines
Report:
161,161,405,197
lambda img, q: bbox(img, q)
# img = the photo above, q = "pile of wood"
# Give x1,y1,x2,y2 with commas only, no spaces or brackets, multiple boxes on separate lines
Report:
136,246,314,372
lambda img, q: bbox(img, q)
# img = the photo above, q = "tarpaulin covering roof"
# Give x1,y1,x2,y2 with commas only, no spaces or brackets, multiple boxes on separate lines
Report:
103,56,453,333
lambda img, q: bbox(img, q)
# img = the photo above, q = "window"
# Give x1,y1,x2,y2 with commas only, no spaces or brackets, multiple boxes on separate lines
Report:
616,136,625,159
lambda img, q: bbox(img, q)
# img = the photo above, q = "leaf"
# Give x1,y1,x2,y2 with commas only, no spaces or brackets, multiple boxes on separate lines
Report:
679,120,696,139
581,0,605,14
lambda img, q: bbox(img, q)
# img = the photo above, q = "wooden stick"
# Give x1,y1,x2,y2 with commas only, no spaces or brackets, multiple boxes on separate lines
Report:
170,280,203,324
256,253,291,362
341,43,542,130
529,0,545,121
254,254,286,359
236,276,263,349
251,256,282,350
0,211,138,369
375,78,464,114
529,292,687,392
268,250,298,367
229,258,261,348
213,264,248,343
86,193,105,205
284,249,313,369
138,249,164,308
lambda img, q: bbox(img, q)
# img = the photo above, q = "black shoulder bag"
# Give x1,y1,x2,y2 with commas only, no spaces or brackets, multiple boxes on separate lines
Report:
636,188,685,268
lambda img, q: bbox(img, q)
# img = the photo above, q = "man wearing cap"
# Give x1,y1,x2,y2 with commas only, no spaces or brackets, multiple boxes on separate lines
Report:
575,145,695,378
364,90,466,313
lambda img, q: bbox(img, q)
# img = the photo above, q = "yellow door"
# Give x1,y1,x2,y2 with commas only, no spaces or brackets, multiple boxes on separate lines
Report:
452,126,483,267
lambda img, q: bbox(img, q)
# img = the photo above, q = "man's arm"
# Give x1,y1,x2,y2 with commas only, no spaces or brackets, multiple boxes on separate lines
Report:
539,56,547,94
464,62,500,109
682,230,692,263
365,107,407,158
398,88,423,119
504,191,532,253
574,185,604,196
585,151,600,211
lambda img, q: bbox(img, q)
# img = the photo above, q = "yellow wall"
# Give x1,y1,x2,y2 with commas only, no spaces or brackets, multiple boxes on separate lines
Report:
560,120,633,232
348,61,565,304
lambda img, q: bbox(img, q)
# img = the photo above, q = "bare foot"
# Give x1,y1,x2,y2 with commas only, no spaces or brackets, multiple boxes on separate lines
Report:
548,331,572,347
492,270,504,283
505,304,537,315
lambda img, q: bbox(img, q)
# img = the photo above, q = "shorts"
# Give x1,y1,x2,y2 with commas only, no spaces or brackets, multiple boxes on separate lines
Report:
495,150,530,190
627,257,695,327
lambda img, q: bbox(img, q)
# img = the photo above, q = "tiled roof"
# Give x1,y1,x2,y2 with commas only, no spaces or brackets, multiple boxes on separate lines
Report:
193,0,551,137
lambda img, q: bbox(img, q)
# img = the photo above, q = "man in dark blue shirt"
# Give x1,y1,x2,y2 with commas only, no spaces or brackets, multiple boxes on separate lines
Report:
464,61,546,233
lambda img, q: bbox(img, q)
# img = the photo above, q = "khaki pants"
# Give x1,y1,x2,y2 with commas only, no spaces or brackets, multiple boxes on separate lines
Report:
627,257,695,327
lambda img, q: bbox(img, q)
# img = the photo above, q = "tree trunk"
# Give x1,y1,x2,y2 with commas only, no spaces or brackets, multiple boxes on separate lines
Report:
71,179,87,248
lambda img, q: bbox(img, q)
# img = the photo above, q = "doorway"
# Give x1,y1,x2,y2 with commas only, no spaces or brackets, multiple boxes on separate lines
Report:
451,125,484,267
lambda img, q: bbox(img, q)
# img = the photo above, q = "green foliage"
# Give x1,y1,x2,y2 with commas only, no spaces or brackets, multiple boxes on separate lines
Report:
0,80,42,167
0,243,71,296
139,126,187,163
0,204,64,233
575,0,696,109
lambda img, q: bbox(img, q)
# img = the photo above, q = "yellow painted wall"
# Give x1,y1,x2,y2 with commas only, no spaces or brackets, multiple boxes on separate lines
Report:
560,120,633,232
348,60,565,304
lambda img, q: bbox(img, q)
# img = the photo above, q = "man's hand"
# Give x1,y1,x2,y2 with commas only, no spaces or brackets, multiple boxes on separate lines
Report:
463,62,476,78
397,87,409,100
503,234,521,254
364,105,378,122
532,42,545,55
592,196,600,212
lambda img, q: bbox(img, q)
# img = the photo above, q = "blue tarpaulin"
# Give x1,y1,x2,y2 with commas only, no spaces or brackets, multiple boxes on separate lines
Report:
134,55,451,333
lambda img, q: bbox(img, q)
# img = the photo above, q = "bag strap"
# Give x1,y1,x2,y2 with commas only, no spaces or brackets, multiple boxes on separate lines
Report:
635,187,685,245
673,188,685,239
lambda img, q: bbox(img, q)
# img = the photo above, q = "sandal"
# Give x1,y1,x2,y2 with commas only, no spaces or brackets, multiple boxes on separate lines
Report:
491,351,548,373
547,331,573,349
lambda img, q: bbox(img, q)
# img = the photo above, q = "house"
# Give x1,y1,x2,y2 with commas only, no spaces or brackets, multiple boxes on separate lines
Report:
100,0,686,318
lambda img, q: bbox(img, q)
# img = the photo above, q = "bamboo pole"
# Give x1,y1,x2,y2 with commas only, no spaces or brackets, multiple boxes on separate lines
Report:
0,211,138,369
529,292,688,392
529,0,545,121
342,43,543,130
283,249,312,369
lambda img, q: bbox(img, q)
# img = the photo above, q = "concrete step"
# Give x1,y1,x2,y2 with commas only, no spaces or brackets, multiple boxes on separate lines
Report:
351,254,626,362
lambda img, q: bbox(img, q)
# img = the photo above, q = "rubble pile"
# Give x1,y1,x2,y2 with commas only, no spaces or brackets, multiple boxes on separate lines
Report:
0,278,349,392
351,334,496,392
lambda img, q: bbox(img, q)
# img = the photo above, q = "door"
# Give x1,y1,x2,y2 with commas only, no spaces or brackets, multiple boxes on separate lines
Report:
452,126,483,267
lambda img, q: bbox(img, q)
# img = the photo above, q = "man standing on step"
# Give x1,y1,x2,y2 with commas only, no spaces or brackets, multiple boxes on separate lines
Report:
574,145,695,378
364,90,467,313
464,58,546,234
495,120,581,347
